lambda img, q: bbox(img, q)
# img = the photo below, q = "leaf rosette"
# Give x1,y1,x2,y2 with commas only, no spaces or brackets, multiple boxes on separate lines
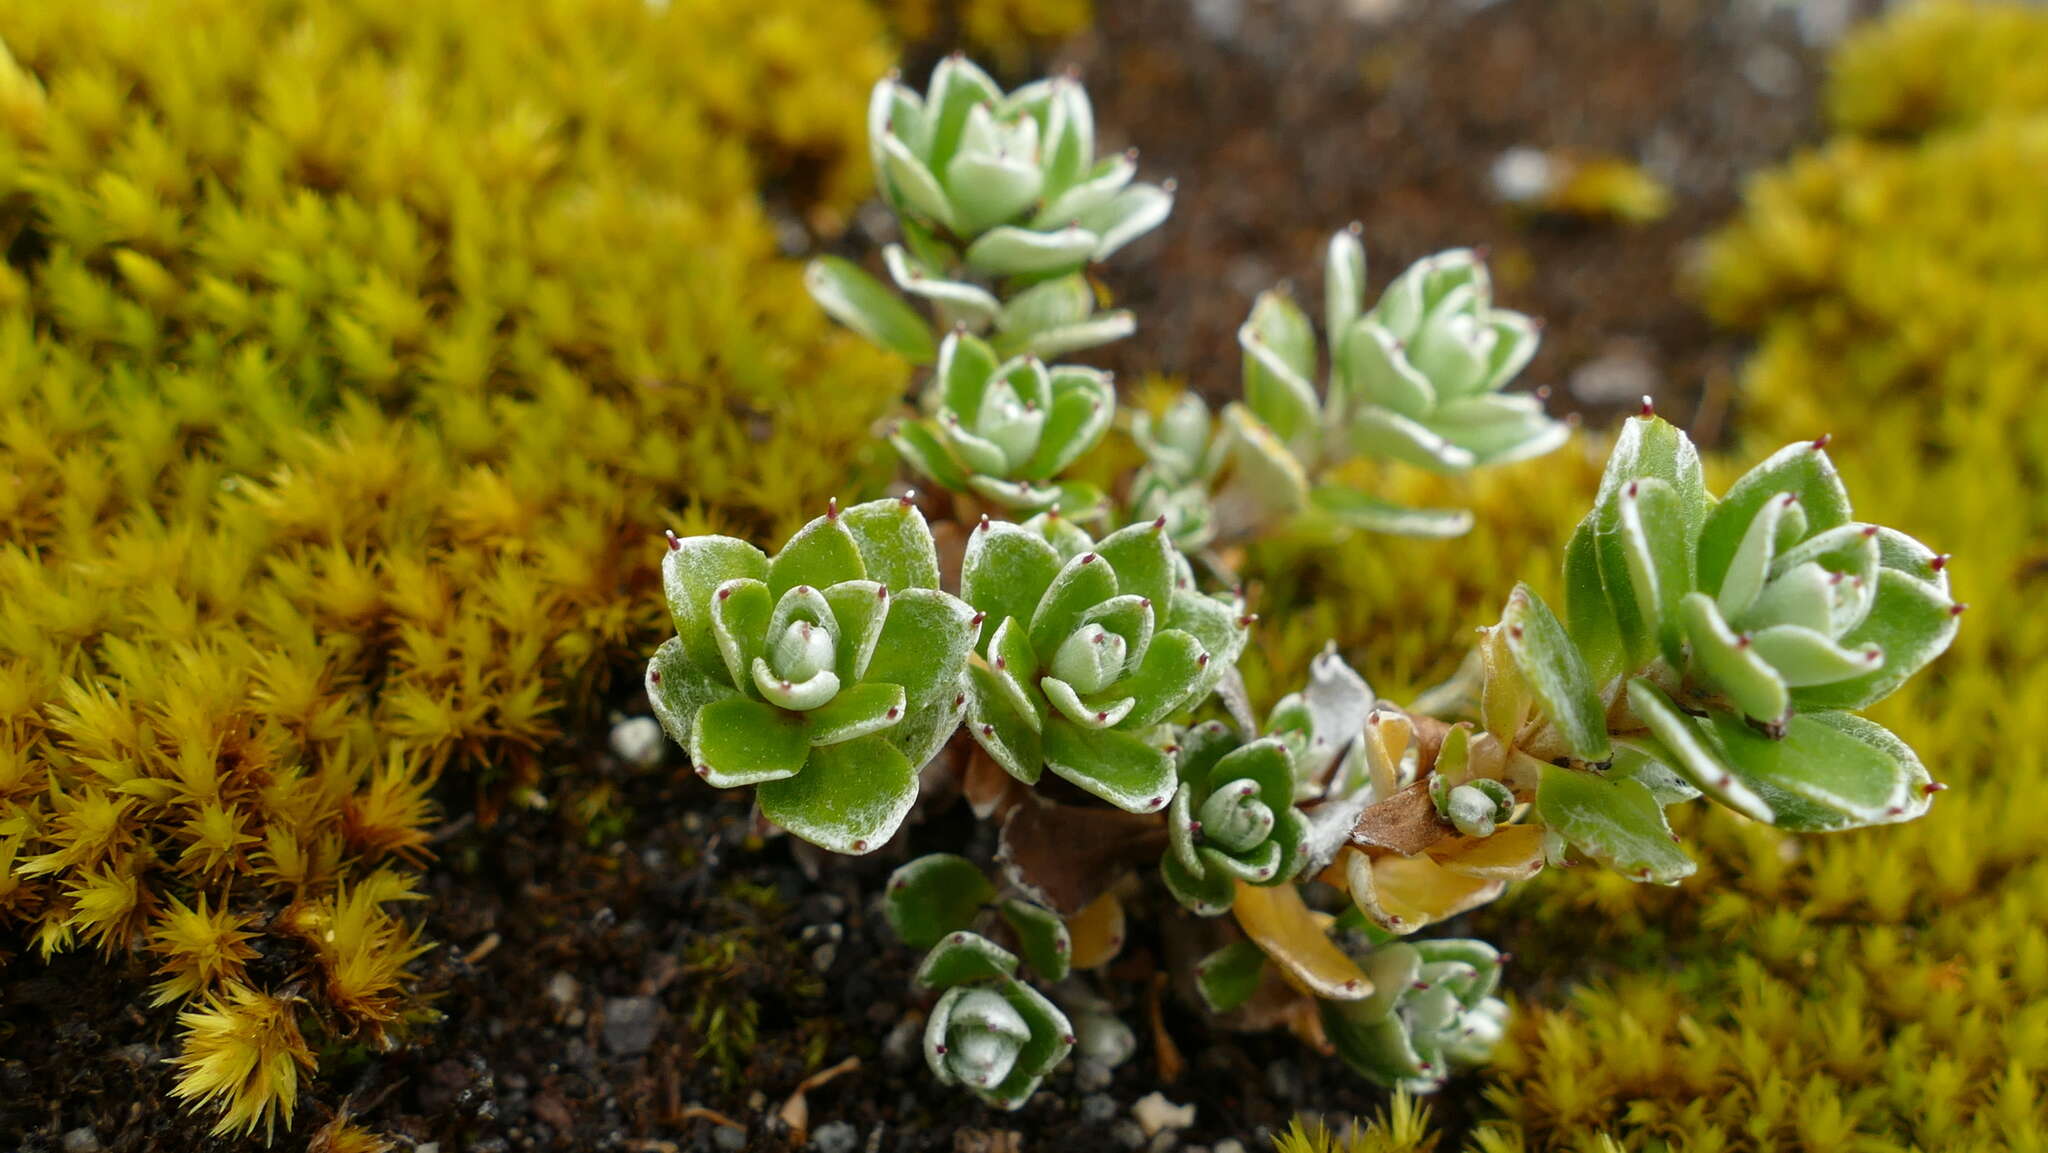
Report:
646,498,975,854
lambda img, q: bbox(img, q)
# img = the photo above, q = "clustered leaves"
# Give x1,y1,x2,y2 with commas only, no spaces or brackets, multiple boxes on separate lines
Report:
643,52,1971,1121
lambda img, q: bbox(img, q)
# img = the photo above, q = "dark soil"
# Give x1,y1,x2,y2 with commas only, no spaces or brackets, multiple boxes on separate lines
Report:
1,2,1835,1151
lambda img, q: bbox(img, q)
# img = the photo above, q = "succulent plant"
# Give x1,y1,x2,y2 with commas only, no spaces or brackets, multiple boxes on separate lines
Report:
646,497,976,854
1129,230,1566,545
917,930,1075,1110
959,513,1249,812
806,57,1173,363
890,330,1116,515
1322,938,1509,1093
1160,723,1313,915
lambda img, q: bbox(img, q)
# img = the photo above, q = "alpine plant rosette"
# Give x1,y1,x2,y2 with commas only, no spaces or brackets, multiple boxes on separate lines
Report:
959,513,1248,813
890,329,1116,516
647,497,975,854
806,56,1173,364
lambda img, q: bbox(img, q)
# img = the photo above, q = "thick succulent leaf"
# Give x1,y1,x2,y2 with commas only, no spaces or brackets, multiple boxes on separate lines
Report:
1500,584,1612,762
1534,763,1694,884
1432,394,1569,466
1028,551,1120,655
1481,310,1542,393
662,535,769,672
708,578,774,695
1199,839,1286,884
1213,403,1312,526
921,56,1004,171
769,514,867,600
916,930,1020,990
1043,719,1175,813
1345,849,1503,934
1479,623,1534,744
1562,519,1626,686
966,475,1065,513
1082,183,1174,261
1196,940,1269,1014
756,734,917,855
934,329,1003,417
1873,526,1952,595
1617,476,1695,668
1065,892,1126,969
689,697,810,788
1680,591,1790,722
1239,291,1322,453
806,255,938,364
1213,739,1297,805
1080,595,1157,672
1167,592,1248,703
1324,997,1427,1089
646,637,736,751
946,145,1045,236
1793,568,1959,711
1162,845,1236,914
805,682,907,747
1033,153,1133,229
1002,312,1137,360
1425,824,1547,883
964,226,1100,277
890,690,969,771
968,665,1046,783
1350,404,1479,473
1112,629,1211,729
995,273,1093,343
1340,320,1434,419
1607,741,1701,806
982,617,1046,731
1748,624,1881,686
1019,367,1114,481
1231,880,1373,1000
1092,519,1176,616
1714,492,1806,623
892,422,971,492
1041,677,1134,729
961,520,1063,652
1325,228,1367,360
1038,77,1095,196
1697,440,1853,599
869,78,923,210
1625,678,1772,822
884,245,999,328
886,854,996,950
1310,485,1473,538
1707,710,1933,830
999,899,1072,983
864,587,976,707
822,581,890,683
1588,414,1711,670
993,977,1075,1086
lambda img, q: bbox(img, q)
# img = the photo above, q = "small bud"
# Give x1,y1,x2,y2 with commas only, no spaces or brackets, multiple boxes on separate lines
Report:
1638,396,1655,418
900,489,917,507
978,515,992,532
665,530,681,550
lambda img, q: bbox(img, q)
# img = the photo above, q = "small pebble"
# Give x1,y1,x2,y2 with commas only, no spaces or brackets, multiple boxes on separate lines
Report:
1132,1092,1196,1137
713,1125,748,1152
1080,1094,1118,1125
61,1129,100,1153
601,995,662,1056
811,1120,859,1153
882,1016,924,1068
1112,1119,1148,1149
1215,1141,1247,1153
1073,1058,1114,1092
609,716,665,767
545,972,580,1008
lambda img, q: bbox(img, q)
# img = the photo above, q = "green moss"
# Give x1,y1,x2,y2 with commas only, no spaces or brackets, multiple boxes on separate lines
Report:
0,0,911,1136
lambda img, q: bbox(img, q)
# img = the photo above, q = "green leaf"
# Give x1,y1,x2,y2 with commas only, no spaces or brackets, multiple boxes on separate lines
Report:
1624,678,1771,822
806,682,908,747
1587,414,1710,670
1239,291,1321,453
967,664,1045,783
995,273,1093,341
890,689,969,770
822,581,889,683
1033,150,1130,229
1092,519,1176,617
1310,484,1473,538
1714,492,1807,622
964,226,1100,277
1481,310,1542,393
961,521,1063,652
1748,624,1881,687
992,977,1076,1088
1325,229,1367,364
1043,718,1176,812
805,255,937,364
769,513,867,600
755,734,917,855
1002,312,1136,360
646,637,736,752
878,132,959,233
1083,182,1173,261
1697,439,1852,599
1793,568,1959,711
1029,550,1120,655
1707,710,1933,830
921,56,1003,173
841,496,943,593
1562,519,1626,685
1535,762,1695,884
946,147,1045,236
864,587,977,707
885,854,995,951
1501,584,1612,762
999,899,1072,982
1020,367,1114,481
1195,940,1268,1013
1166,590,1247,702
1430,394,1568,466
1349,404,1478,473
661,535,769,672
1616,476,1695,668
1161,848,1236,915
1115,628,1210,729
707,578,774,694
934,329,1003,419
1339,320,1434,419
915,931,1020,990
689,696,810,788
1680,592,1790,723
891,421,971,492
883,245,999,327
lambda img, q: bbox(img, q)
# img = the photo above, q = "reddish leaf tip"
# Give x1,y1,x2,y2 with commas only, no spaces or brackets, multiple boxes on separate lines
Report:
717,587,732,600
1638,396,1656,418
1951,602,1969,616
665,530,681,550
827,497,840,519
886,707,900,720
1080,553,1097,565
1930,553,1951,572
970,611,987,627
1811,434,1831,450
649,670,661,684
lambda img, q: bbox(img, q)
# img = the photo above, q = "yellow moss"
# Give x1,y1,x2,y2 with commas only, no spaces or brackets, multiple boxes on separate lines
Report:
883,0,1094,69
